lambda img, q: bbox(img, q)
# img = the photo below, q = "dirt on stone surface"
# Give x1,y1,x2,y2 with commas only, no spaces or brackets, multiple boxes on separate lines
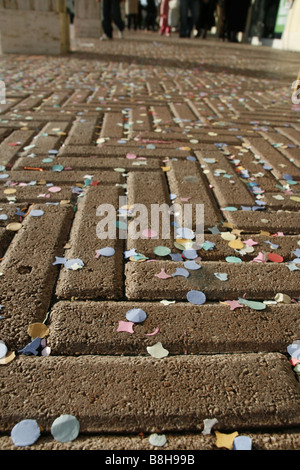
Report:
0,30,300,452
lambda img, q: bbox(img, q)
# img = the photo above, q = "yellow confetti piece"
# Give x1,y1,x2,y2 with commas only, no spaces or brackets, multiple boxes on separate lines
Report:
6,222,22,231
228,238,244,250
258,230,270,236
27,322,50,339
215,431,239,450
3,188,17,195
161,166,170,172
221,232,236,241
290,196,300,202
0,350,16,365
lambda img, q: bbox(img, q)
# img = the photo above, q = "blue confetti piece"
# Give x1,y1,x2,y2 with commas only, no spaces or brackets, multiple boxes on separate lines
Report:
186,290,206,305
126,308,147,323
11,419,41,447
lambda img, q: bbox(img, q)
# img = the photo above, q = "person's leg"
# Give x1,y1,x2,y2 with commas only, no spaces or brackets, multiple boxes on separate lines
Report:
191,0,200,35
179,0,188,37
111,0,125,33
101,0,113,38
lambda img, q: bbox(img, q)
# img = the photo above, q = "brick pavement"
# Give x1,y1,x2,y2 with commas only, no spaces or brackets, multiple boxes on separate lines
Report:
0,31,300,451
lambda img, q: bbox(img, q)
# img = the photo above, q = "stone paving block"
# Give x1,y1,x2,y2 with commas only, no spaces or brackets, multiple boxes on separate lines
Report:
0,185,75,204
48,301,300,356
125,260,300,301
0,353,299,434
169,102,198,127
0,203,74,348
165,159,222,229
63,115,101,146
127,233,300,262
243,136,300,180
6,169,123,185
224,209,300,234
0,129,36,166
99,111,125,140
195,149,255,207
221,144,285,193
55,186,124,301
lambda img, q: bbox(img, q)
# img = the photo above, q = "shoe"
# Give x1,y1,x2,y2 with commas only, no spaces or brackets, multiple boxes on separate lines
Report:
118,30,124,39
100,34,109,41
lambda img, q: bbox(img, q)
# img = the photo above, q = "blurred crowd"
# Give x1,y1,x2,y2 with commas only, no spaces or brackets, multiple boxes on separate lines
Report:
123,0,251,42
67,0,252,43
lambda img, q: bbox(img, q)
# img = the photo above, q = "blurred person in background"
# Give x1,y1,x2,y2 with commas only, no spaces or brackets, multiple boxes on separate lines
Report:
145,0,158,31
179,0,200,38
97,0,125,40
125,0,139,30
159,0,171,36
223,0,251,42
195,0,217,38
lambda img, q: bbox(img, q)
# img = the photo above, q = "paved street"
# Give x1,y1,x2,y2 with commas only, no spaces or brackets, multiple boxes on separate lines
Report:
0,30,300,450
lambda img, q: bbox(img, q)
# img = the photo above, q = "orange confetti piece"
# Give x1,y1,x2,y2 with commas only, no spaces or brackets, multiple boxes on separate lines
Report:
27,322,50,339
215,431,239,449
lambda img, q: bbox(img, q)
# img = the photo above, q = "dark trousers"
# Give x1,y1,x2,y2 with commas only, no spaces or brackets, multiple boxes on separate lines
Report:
101,0,125,38
180,0,200,37
127,14,138,30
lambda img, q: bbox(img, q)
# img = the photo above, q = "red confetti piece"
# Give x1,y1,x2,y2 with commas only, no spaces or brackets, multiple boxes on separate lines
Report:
267,253,284,263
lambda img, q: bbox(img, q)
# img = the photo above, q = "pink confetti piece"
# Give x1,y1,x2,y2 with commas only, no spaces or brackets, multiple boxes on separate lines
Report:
48,186,61,193
155,268,172,279
126,153,137,160
224,300,244,311
251,252,267,263
117,320,134,334
145,327,160,336
142,228,158,238
244,238,258,246
180,197,191,202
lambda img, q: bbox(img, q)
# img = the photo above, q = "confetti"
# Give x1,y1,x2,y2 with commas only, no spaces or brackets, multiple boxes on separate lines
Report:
51,415,80,443
126,308,147,323
223,300,244,310
29,209,44,217
149,433,167,447
202,418,218,435
172,267,190,278
215,431,239,450
287,341,300,359
11,419,41,447
238,298,266,310
145,327,159,336
184,260,202,270
27,322,49,339
153,246,171,256
274,293,291,303
155,268,172,279
6,222,22,231
233,436,252,450
117,320,134,334
0,340,8,359
0,350,16,364
186,290,206,305
214,272,228,281
225,256,242,263
147,342,169,358
96,247,115,257
267,253,283,263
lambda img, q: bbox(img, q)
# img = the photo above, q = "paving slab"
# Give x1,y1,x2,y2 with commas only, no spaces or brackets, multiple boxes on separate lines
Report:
0,353,299,434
